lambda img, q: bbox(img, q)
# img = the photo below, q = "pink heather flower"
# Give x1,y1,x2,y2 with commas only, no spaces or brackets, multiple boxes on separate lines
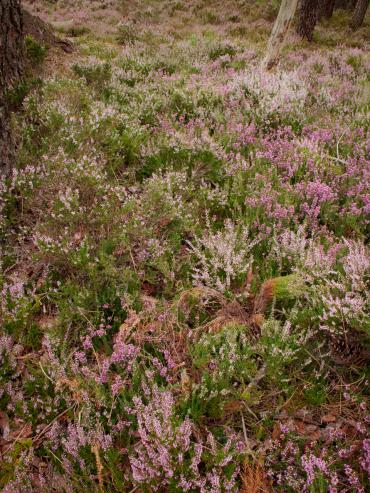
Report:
360,401,367,412
82,336,93,350
191,443,203,475
128,386,240,490
111,374,124,396
99,359,110,383
280,424,290,435
344,465,364,492
110,341,139,370
301,452,329,485
75,350,86,362
360,439,370,474
297,180,337,204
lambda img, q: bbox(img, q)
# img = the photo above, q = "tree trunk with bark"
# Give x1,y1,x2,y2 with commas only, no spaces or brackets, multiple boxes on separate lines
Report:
350,0,369,29
296,0,320,41
320,0,336,18
22,9,73,53
0,0,24,177
263,0,299,69
335,0,356,9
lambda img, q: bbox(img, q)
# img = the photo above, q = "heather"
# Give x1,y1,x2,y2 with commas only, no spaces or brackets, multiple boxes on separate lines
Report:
0,1,369,492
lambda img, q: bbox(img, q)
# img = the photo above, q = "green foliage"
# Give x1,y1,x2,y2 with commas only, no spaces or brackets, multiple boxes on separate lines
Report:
72,61,112,88
5,77,42,108
189,324,257,418
25,35,48,64
257,319,307,390
304,381,328,406
202,11,221,25
66,25,91,37
116,22,139,45
208,42,237,60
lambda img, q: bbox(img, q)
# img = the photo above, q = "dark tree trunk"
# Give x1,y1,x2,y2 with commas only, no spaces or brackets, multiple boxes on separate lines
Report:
335,0,356,9
0,0,24,177
296,0,320,41
350,0,369,29
320,0,336,18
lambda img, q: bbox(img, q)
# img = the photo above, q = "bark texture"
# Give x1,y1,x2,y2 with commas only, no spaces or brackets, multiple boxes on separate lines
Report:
22,9,73,53
0,0,24,176
320,0,336,18
350,0,369,29
296,0,320,41
264,0,299,69
335,0,357,9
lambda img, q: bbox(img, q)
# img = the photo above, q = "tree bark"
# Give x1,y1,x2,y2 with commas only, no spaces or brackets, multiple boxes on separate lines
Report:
22,9,73,53
296,0,320,41
0,0,24,177
263,0,299,70
335,0,357,9
350,0,369,29
320,0,336,18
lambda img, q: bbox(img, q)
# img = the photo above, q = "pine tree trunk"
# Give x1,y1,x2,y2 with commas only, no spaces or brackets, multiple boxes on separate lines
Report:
350,0,369,29
335,0,357,9
321,0,336,18
0,0,24,177
264,0,299,69
296,0,320,41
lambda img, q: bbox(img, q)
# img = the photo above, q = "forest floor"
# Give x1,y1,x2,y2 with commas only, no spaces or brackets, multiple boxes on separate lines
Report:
1,1,369,492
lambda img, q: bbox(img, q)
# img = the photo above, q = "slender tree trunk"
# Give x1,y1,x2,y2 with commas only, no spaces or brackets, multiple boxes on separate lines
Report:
296,0,320,41
320,0,336,18
263,0,299,70
350,0,369,29
0,0,24,177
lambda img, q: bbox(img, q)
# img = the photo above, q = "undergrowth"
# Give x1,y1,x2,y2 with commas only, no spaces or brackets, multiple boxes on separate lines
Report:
1,1,369,492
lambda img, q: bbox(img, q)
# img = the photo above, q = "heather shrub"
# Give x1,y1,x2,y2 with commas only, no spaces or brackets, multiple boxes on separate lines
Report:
208,42,237,61
0,276,40,347
116,21,139,45
274,228,370,337
127,385,243,491
25,35,48,64
72,61,112,89
231,67,308,127
319,240,370,337
65,25,91,37
257,319,311,390
189,219,258,293
190,324,257,417
265,412,369,493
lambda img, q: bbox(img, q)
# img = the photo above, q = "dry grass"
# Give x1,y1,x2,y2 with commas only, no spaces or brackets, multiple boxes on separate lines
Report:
241,458,272,493
92,443,104,493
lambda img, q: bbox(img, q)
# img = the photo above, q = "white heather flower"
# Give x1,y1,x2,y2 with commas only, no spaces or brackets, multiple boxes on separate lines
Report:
189,217,258,292
231,66,308,121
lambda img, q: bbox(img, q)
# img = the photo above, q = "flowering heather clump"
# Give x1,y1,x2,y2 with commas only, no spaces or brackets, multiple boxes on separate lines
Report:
275,225,339,282
231,67,308,124
128,385,243,491
265,404,370,493
320,239,369,336
1,0,369,491
189,219,258,292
